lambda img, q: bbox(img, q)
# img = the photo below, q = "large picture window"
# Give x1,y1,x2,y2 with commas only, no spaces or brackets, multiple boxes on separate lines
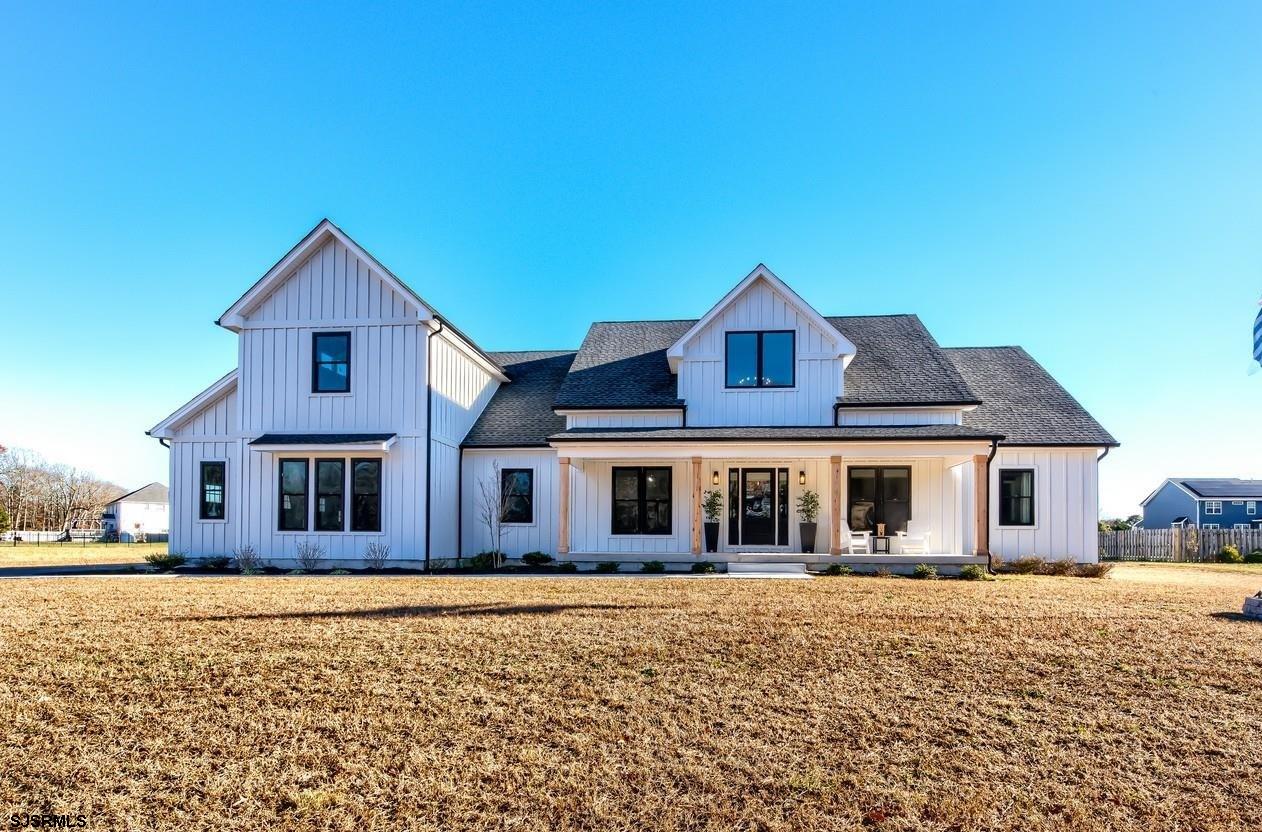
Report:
725,330,795,388
998,469,1035,527
199,461,225,520
612,467,672,535
278,459,309,531
312,332,351,393
351,459,382,532
501,468,534,524
848,467,911,534
315,460,345,531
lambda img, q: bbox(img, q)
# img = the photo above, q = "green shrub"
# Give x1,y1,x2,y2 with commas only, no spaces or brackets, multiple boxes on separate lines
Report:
330,568,351,575
1005,556,1044,575
1038,558,1077,576
641,560,666,573
958,564,987,581
1245,549,1262,564
595,561,620,573
912,563,938,580
702,490,724,522
468,552,499,570
144,551,186,571
204,555,230,570
824,563,853,576
556,562,578,573
286,568,306,576
521,551,554,566
691,561,717,574
1217,544,1244,564
1074,562,1114,578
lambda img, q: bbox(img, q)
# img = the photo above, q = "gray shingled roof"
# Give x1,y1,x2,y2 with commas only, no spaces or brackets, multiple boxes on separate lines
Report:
463,351,577,447
1179,479,1262,498
115,482,168,504
944,347,1117,446
554,320,691,409
832,315,978,405
550,425,1004,442
553,315,976,409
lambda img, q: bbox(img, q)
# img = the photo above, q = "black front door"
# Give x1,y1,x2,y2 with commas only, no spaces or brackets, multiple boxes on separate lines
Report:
740,469,776,545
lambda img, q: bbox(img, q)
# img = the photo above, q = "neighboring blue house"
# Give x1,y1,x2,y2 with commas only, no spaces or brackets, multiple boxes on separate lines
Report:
1141,479,1262,529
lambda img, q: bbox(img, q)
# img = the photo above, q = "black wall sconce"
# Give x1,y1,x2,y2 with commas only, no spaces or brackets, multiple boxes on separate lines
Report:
712,470,720,486
798,470,806,485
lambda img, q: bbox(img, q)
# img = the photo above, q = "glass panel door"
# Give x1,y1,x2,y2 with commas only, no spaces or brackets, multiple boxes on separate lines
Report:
847,466,911,534
740,469,776,545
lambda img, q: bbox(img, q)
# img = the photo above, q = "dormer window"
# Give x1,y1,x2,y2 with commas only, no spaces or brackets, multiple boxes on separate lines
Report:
312,332,351,393
725,331,795,388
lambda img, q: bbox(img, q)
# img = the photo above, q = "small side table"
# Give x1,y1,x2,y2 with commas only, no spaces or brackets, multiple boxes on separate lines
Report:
871,535,892,554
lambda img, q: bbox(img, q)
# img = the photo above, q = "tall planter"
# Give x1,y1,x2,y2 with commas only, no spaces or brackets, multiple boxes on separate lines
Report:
704,522,720,553
799,521,818,554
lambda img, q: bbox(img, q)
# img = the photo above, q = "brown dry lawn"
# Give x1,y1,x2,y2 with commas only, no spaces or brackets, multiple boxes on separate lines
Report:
2,565,1261,831
0,541,163,567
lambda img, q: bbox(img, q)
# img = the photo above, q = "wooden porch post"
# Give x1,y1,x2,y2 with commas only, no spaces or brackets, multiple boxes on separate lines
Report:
690,456,703,555
558,457,571,555
830,455,843,555
972,454,989,557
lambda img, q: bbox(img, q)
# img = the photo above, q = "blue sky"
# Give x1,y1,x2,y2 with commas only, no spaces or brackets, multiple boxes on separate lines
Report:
1,1,1259,517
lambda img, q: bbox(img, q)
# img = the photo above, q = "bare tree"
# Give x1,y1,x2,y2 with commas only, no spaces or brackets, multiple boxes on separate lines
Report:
477,462,514,568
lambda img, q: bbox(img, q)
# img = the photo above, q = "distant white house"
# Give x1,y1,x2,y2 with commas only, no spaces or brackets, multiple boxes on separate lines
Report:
103,483,169,542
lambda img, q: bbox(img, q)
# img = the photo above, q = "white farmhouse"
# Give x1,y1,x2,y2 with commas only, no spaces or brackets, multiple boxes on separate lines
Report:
102,482,169,542
150,220,1117,571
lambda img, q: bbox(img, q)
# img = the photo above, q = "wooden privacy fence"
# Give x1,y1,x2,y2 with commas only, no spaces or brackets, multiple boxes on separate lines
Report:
1099,527,1262,562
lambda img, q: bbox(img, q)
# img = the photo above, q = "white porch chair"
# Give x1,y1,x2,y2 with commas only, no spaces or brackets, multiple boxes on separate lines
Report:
896,526,932,555
842,528,871,554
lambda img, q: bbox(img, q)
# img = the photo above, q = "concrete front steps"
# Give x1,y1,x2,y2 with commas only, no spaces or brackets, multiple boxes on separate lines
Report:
725,561,811,579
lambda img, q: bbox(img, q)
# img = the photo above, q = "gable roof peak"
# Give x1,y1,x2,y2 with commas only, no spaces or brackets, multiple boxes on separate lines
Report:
665,265,857,372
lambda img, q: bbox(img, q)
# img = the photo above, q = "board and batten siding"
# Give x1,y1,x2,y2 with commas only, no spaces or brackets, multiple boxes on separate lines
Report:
676,279,842,427
565,411,683,429
462,449,560,557
837,409,964,426
429,333,501,559
989,448,1099,563
168,385,242,557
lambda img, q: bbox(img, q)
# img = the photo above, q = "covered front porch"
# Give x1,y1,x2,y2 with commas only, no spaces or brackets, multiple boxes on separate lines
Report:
549,430,998,570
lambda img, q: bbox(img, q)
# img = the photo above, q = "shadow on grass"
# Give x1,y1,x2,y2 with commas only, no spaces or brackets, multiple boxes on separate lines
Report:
1209,611,1262,624
171,602,649,623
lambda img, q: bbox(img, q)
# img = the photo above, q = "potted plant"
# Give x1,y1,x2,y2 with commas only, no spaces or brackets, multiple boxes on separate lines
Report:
796,490,820,553
702,489,723,553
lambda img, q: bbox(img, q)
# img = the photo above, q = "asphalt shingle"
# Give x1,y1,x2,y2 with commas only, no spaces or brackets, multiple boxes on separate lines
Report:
944,347,1117,446
463,351,577,447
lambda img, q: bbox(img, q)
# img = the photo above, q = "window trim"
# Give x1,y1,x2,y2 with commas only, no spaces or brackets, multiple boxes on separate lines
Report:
198,460,227,522
500,467,535,526
311,331,352,394
1202,523,1220,530
1248,501,1257,515
278,458,310,532
350,458,383,533
724,330,796,389
1204,500,1223,516
314,459,346,532
997,467,1037,528
611,466,673,536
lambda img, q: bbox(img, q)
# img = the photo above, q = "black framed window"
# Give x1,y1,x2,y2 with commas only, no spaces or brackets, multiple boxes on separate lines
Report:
725,330,795,388
999,469,1035,527
501,468,533,524
612,467,672,535
315,460,345,531
351,459,382,532
312,332,351,393
278,459,309,531
199,461,225,520
847,467,911,533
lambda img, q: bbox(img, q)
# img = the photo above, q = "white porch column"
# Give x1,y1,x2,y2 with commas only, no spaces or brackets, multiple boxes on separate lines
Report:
558,456,571,555
690,456,702,555
973,454,989,557
829,455,843,555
